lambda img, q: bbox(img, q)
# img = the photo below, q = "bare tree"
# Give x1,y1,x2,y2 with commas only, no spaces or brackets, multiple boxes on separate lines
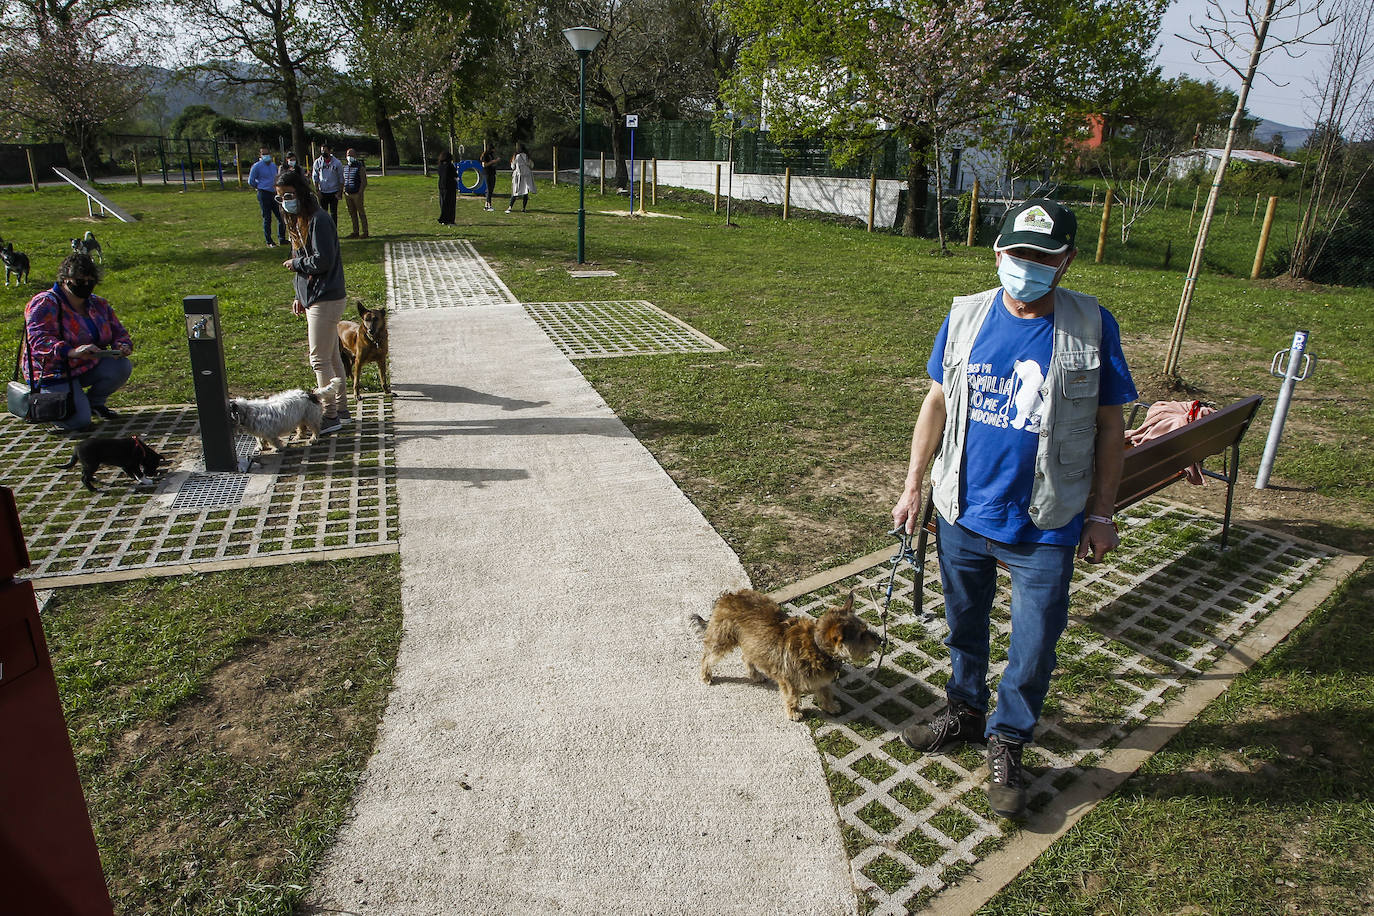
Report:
1289,0,1374,278
0,18,152,177
183,0,338,161
1163,0,1335,379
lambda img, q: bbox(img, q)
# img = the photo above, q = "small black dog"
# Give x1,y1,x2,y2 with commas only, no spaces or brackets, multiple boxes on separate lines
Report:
62,435,167,492
1,242,30,287
71,231,102,263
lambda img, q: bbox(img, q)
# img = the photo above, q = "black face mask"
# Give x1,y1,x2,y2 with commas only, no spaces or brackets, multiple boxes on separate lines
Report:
67,279,95,299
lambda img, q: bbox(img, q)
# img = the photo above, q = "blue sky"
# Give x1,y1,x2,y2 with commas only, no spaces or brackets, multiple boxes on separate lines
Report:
1155,0,1336,127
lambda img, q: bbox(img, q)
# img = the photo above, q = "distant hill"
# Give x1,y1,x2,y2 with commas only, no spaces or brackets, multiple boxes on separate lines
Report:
139,64,287,131
1253,118,1311,151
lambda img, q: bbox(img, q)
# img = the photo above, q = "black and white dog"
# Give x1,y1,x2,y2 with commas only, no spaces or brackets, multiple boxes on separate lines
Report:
228,378,344,452
62,435,167,492
71,231,102,263
1,241,30,287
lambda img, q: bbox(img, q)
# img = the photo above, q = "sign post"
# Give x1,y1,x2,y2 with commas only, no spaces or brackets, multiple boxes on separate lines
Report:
627,114,638,215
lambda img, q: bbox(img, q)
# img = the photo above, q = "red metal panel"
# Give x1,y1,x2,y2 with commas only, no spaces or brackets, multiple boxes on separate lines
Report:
0,488,113,915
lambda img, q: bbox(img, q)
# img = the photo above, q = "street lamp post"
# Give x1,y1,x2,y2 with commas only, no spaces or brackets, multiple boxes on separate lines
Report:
562,26,607,264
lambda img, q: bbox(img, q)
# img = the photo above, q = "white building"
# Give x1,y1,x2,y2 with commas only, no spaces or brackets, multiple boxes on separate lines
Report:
1167,148,1299,180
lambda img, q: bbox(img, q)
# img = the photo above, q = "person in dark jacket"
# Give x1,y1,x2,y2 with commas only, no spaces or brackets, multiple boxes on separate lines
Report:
342,148,369,238
20,253,133,432
437,150,457,225
479,143,499,211
275,166,348,430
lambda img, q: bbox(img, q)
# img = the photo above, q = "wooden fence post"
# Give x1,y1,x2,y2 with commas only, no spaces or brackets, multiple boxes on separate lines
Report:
600,153,605,194
966,178,980,247
868,172,877,232
234,143,243,188
132,147,143,187
200,160,207,190
715,163,721,213
552,147,558,185
1252,196,1279,279
783,166,791,219
651,158,658,205
639,164,646,212
380,138,387,177
25,147,37,192
1095,188,1113,264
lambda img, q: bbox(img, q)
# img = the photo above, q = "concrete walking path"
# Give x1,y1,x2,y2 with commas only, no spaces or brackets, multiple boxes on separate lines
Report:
308,246,855,914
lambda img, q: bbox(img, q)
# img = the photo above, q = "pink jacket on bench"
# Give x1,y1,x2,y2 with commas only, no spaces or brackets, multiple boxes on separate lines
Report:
1125,400,1215,484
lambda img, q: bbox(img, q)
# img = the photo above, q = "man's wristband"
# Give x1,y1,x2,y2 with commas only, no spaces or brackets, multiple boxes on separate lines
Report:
1086,514,1118,530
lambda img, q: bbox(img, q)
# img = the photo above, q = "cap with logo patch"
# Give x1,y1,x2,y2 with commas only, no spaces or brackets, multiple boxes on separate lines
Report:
993,198,1077,254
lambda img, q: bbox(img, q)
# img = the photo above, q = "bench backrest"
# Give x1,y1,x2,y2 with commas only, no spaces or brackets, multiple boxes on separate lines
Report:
1115,395,1263,510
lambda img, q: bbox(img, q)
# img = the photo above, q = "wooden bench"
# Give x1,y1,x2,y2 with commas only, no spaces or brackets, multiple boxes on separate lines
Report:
910,394,1265,611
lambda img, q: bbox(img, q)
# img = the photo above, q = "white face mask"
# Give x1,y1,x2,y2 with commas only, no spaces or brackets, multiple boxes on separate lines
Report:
261,154,272,163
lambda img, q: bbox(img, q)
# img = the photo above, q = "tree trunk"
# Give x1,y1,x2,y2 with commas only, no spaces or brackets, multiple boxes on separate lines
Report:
904,153,929,238
274,29,309,161
418,119,429,177
611,114,628,190
372,86,398,167
903,124,932,237
933,132,948,251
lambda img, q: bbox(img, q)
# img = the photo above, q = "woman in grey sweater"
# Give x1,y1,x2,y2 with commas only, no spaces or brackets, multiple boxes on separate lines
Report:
275,167,348,430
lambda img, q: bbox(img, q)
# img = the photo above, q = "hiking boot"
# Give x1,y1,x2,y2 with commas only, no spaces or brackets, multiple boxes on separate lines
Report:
901,700,986,754
90,404,119,421
318,415,343,435
986,734,1027,819
336,407,352,426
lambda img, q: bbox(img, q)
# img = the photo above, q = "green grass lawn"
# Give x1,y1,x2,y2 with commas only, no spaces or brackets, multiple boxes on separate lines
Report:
1,173,1369,913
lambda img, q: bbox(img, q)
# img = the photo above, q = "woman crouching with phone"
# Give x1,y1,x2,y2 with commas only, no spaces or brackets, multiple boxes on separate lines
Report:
275,166,348,431
21,252,133,432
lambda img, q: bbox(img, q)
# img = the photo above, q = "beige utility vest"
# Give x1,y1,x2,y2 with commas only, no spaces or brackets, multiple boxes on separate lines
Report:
930,286,1103,532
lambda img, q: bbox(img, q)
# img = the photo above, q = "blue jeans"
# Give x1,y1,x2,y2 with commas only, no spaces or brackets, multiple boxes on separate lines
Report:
42,357,133,430
937,516,1075,745
257,189,286,243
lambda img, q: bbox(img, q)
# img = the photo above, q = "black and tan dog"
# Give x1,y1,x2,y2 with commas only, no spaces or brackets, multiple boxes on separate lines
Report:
1,241,30,287
337,300,389,398
693,589,881,721
63,435,167,492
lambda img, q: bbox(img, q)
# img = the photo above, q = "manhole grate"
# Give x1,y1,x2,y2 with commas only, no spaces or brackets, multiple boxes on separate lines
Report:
522,300,728,358
168,473,250,510
385,239,518,309
770,501,1332,915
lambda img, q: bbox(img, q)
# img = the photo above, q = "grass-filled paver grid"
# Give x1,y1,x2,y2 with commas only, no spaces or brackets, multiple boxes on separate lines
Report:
385,239,518,310
522,300,729,358
0,397,397,580
778,502,1330,915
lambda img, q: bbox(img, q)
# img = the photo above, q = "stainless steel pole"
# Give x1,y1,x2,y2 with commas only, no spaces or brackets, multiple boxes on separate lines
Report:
1255,330,1315,489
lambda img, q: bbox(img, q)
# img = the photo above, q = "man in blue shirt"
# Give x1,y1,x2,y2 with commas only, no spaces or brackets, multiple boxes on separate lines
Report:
891,199,1137,819
247,148,286,247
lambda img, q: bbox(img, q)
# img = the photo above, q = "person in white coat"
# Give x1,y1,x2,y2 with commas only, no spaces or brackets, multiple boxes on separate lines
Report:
506,143,535,212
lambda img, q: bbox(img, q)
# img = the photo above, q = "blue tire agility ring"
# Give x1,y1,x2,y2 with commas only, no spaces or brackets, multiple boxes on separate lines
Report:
457,160,486,195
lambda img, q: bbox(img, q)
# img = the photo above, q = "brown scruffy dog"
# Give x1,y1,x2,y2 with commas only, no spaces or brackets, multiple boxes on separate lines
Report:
692,589,882,721
337,300,390,398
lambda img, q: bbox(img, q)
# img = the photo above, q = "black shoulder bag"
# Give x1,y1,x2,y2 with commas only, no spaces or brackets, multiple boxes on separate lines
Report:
7,300,77,423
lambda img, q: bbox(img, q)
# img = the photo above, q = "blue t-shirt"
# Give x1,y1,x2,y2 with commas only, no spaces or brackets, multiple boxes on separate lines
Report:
927,290,1137,546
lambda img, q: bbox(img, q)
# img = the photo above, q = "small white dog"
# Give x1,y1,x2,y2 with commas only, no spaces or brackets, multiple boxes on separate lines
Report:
228,378,344,452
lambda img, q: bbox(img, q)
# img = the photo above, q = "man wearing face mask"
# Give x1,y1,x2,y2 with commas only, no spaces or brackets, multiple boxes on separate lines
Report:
890,199,1136,820
312,145,344,224
247,147,287,247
